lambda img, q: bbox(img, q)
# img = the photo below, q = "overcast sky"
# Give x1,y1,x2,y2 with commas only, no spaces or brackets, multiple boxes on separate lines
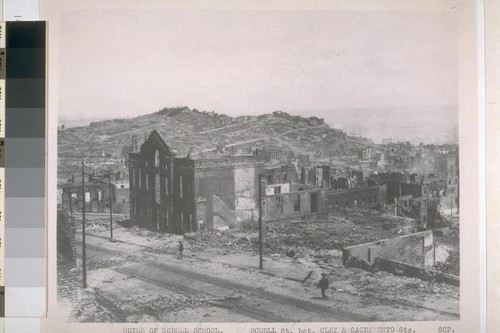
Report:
56,6,458,143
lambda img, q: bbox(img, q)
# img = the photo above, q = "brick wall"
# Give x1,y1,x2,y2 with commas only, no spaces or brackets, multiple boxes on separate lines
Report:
343,230,435,268
57,209,76,263
327,186,380,209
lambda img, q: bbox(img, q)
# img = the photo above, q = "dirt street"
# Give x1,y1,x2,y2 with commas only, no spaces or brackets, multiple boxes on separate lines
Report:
62,210,460,323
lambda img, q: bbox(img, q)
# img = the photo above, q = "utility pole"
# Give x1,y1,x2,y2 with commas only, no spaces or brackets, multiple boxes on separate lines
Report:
94,170,117,240
108,171,114,240
258,174,263,269
325,194,329,229
81,158,87,288
450,190,453,227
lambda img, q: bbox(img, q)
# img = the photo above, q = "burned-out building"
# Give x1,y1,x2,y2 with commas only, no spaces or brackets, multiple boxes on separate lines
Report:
194,159,303,229
428,149,459,210
384,181,431,227
262,185,328,222
129,130,196,235
424,175,447,198
89,170,130,205
433,152,449,178
61,180,114,213
385,181,428,204
327,186,381,210
195,157,329,228
377,172,406,184
254,148,291,164
331,169,363,190
194,157,264,230
300,165,331,188
259,164,334,221
386,181,428,204
113,180,130,205
411,196,428,228
261,164,298,184
446,153,459,208
343,230,437,277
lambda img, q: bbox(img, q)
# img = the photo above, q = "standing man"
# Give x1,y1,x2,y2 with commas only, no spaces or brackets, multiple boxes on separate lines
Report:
317,273,329,300
178,241,184,259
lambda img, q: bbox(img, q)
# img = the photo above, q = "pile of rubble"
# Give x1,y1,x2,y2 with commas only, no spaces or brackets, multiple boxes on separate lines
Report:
72,289,117,323
435,250,460,276
132,294,206,321
184,230,258,252
179,210,419,267
433,225,460,276
342,269,460,302
264,211,417,259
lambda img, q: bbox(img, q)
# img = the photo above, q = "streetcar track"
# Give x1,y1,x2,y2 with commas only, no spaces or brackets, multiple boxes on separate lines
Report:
114,266,288,322
120,261,371,322
79,241,457,322
142,260,373,322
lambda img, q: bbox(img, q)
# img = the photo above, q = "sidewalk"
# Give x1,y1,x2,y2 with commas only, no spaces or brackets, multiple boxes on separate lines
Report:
75,222,460,321
196,250,331,286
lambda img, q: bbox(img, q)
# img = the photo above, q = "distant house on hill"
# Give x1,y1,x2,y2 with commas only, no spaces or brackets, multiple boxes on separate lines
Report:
308,116,325,126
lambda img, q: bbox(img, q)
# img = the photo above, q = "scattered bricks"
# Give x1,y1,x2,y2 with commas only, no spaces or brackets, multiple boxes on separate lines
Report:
344,256,372,271
349,257,460,286
117,219,133,228
434,272,460,286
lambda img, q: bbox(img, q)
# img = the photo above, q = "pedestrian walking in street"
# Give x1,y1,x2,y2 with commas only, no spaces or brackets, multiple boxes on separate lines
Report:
317,273,329,300
178,241,184,259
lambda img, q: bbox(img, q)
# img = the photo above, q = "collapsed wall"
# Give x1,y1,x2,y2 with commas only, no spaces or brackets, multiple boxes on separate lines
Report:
342,230,458,285
342,230,435,267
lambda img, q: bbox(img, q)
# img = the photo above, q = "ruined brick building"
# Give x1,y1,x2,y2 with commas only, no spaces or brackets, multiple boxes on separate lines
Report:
194,156,330,228
129,130,196,234
61,180,114,213
194,159,301,229
327,186,380,210
194,157,264,230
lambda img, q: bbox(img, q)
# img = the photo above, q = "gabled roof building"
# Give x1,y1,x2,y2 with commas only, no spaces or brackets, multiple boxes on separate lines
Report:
128,130,196,235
